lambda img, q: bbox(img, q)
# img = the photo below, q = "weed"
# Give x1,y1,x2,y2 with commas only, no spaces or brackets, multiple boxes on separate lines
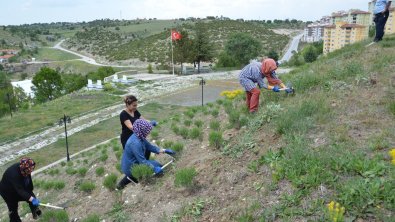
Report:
179,127,189,139
171,123,180,134
174,168,197,188
65,167,77,175
209,131,223,149
211,109,219,117
60,162,66,167
163,140,174,148
150,130,159,140
326,201,345,222
47,168,60,176
171,142,184,153
39,210,69,222
95,167,105,176
103,173,118,190
194,120,204,128
115,150,122,160
131,164,153,182
209,120,220,131
79,181,96,193
81,214,100,222
100,154,109,162
189,127,203,141
78,167,88,177
184,120,192,127
184,110,195,119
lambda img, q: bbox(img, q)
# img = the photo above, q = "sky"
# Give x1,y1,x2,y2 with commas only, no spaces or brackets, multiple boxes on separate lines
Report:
0,0,371,26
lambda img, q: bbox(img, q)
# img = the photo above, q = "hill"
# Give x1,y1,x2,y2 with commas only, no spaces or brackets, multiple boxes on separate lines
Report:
1,36,394,221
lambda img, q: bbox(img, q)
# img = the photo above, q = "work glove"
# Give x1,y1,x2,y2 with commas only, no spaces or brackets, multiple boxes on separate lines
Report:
32,198,40,207
272,86,280,92
150,120,158,127
154,166,163,174
164,149,176,155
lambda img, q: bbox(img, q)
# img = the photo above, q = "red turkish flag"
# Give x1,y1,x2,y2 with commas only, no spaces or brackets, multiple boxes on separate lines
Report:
171,30,182,40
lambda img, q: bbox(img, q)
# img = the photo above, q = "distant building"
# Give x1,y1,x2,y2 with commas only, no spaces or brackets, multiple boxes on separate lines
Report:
323,22,368,54
0,54,15,63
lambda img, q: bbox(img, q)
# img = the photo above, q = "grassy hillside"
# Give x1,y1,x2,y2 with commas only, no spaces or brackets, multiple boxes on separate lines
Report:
65,19,290,63
1,36,393,221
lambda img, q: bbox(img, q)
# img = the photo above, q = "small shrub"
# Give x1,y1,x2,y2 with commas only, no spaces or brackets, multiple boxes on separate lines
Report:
115,150,122,160
211,109,219,117
184,120,192,127
65,167,77,175
83,159,89,164
79,181,96,193
95,167,105,176
194,120,203,128
184,110,195,119
171,142,184,153
116,163,122,173
163,140,174,148
189,127,203,141
67,161,73,167
209,120,220,131
131,164,153,182
179,127,189,139
174,168,197,188
100,154,108,162
78,167,88,177
103,173,118,190
53,181,66,190
209,131,223,149
60,162,66,167
47,168,60,176
171,115,180,122
39,210,69,222
171,124,180,134
112,144,121,152
81,214,100,222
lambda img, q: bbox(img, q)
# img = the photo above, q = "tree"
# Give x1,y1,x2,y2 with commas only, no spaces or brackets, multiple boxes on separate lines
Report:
0,64,3,71
173,30,193,74
61,73,86,94
224,32,261,66
32,67,63,103
191,23,214,73
0,71,15,117
303,45,318,63
267,50,279,61
216,51,238,68
147,64,153,74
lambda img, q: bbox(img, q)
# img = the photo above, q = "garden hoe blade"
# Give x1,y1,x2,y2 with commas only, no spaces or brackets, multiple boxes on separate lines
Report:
152,158,175,176
39,203,66,210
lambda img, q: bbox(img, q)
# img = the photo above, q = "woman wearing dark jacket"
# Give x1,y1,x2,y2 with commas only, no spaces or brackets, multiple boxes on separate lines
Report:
120,95,157,159
0,157,41,222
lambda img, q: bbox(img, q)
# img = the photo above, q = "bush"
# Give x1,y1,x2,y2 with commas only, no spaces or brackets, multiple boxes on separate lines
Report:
81,214,100,222
211,109,219,117
171,124,180,134
79,181,96,193
179,127,189,139
39,210,69,222
103,173,118,190
100,154,108,162
95,167,105,176
184,119,192,127
131,164,153,182
209,131,223,149
65,167,77,175
174,168,197,188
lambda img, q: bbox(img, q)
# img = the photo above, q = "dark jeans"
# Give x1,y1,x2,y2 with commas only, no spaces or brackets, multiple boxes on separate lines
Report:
1,193,37,222
374,11,390,42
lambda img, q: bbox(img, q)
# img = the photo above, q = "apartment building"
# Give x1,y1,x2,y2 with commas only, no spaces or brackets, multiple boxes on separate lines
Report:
303,16,331,42
323,22,367,54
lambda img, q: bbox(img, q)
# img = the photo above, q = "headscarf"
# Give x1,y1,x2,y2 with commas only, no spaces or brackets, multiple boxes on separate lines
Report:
133,119,153,139
20,157,35,177
261,58,278,75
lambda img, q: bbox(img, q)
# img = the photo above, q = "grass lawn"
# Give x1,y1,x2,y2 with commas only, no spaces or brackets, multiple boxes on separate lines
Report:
35,48,80,61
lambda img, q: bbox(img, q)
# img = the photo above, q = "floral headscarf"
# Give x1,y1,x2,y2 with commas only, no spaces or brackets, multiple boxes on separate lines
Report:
133,119,153,139
261,58,278,75
20,157,35,177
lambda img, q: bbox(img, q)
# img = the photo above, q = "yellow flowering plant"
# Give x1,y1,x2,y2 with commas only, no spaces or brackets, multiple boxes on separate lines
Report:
327,201,345,222
220,89,244,100
389,148,395,165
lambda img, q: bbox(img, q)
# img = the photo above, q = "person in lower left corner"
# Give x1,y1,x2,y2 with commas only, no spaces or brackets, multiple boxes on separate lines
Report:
117,119,176,190
0,157,42,222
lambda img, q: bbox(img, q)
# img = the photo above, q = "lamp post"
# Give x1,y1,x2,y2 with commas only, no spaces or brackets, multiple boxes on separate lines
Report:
59,114,71,161
198,77,206,107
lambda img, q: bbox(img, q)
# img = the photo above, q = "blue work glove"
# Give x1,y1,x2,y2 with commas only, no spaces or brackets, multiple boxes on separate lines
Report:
150,120,158,127
153,166,163,174
32,198,40,207
272,85,280,92
285,88,293,94
164,149,176,155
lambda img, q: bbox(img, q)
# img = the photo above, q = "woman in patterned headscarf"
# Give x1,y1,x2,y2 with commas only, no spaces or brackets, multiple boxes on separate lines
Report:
0,157,42,221
117,119,176,190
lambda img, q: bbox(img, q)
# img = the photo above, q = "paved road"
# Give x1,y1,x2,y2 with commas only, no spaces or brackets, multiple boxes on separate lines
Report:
279,32,304,63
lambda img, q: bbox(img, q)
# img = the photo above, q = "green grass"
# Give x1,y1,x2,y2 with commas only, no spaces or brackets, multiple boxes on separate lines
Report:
35,48,80,61
39,210,69,222
79,181,96,193
174,167,197,188
0,91,119,144
95,167,105,176
103,173,118,190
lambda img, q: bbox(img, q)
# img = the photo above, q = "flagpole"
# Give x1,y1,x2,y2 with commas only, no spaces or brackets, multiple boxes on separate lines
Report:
171,30,175,76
